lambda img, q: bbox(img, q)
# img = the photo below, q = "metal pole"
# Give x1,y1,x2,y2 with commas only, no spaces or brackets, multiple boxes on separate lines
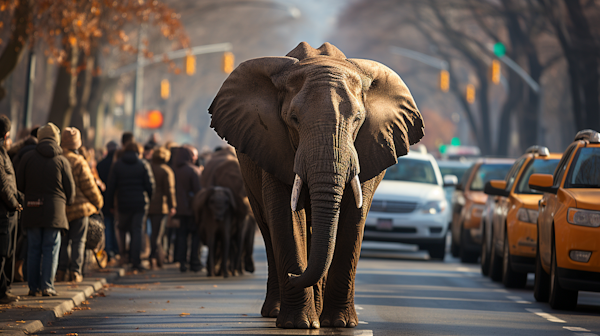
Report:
390,46,448,70
499,55,540,93
22,50,35,130
132,26,145,136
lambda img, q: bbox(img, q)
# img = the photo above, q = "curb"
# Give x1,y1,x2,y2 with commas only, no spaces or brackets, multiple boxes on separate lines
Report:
0,268,124,335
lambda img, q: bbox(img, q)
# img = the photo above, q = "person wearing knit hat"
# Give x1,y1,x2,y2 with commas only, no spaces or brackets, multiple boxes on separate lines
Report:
60,127,82,151
17,122,75,297
57,126,103,283
37,123,61,144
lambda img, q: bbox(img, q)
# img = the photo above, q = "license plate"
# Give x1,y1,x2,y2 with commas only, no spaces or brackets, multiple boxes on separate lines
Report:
376,219,393,231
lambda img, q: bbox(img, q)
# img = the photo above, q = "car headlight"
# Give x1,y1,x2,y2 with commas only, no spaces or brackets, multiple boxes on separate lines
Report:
567,208,600,227
421,200,447,214
517,208,539,224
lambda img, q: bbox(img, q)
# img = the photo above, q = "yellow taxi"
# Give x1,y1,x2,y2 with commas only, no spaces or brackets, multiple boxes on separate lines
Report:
529,129,600,310
482,147,561,288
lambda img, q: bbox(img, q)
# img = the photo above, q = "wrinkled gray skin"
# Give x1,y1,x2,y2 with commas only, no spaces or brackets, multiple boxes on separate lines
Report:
209,42,425,329
194,186,237,277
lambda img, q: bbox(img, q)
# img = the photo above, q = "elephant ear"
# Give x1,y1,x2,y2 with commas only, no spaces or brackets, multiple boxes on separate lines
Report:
222,187,238,213
349,59,425,182
209,57,299,186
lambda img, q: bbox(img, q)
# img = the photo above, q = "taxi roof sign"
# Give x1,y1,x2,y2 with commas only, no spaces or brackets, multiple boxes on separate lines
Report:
574,129,600,143
525,145,549,157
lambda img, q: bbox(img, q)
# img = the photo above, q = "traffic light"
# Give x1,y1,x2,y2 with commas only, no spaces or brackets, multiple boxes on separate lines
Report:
222,51,234,74
439,69,449,92
491,60,501,84
185,54,196,75
466,84,475,104
136,110,164,129
493,42,506,57
160,79,170,99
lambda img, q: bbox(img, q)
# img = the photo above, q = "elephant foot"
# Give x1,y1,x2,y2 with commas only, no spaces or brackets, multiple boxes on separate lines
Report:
261,295,280,318
244,257,255,273
320,304,359,328
276,304,319,329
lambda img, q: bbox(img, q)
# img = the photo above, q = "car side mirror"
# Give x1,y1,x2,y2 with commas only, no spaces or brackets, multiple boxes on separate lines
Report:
443,174,458,187
484,180,509,197
528,174,557,194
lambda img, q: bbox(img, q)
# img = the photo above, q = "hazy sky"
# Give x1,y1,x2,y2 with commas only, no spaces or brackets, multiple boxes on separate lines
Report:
285,0,349,48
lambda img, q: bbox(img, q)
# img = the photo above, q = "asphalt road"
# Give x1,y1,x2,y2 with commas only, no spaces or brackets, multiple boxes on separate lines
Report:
38,237,600,336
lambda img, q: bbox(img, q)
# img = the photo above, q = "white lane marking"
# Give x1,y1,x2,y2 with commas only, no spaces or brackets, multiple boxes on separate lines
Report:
506,295,531,304
456,267,472,272
494,289,509,293
573,334,598,336
564,327,591,332
355,305,364,310
358,321,369,324
526,308,567,323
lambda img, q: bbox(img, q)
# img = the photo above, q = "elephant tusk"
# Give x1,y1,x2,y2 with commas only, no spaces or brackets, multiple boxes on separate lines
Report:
351,175,363,208
291,174,303,211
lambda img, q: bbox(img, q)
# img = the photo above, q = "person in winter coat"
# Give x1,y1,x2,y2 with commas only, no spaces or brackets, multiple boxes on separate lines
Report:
57,128,103,282
96,141,118,261
148,147,176,268
173,145,202,272
17,123,75,296
105,142,154,271
0,115,23,304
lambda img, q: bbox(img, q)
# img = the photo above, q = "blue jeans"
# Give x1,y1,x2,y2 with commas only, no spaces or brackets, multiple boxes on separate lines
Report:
104,213,119,257
58,217,88,274
27,228,61,292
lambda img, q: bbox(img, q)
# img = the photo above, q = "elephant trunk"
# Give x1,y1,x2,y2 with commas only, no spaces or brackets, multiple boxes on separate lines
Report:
288,142,360,289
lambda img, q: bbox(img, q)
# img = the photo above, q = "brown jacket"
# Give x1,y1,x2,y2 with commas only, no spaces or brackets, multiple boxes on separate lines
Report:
63,150,104,222
149,148,176,215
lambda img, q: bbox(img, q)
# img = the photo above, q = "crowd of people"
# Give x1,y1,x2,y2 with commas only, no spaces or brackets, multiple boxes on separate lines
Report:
0,115,205,304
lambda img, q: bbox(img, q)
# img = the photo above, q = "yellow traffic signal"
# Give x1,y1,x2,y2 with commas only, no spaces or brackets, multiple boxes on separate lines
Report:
440,69,449,92
185,54,196,75
160,79,170,99
491,60,501,84
222,51,234,74
466,84,475,104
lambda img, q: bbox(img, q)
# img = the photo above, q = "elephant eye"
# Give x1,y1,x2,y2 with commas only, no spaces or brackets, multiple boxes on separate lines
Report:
290,114,299,125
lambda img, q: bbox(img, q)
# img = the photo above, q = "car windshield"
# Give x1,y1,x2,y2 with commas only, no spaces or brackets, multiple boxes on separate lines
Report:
439,166,470,181
566,147,600,188
469,163,513,191
516,158,560,194
383,158,438,185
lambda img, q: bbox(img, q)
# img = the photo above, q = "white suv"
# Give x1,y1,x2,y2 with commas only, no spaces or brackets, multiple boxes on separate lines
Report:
364,151,454,260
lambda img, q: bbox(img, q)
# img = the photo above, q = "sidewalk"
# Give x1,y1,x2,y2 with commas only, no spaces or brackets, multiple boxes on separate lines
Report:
0,267,124,335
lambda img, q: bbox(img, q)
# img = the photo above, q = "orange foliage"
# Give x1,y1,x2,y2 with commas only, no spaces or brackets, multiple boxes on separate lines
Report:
0,0,188,67
418,108,456,152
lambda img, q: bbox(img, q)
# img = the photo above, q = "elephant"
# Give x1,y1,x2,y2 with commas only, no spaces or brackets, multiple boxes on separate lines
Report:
194,186,237,277
209,42,424,329
200,146,256,274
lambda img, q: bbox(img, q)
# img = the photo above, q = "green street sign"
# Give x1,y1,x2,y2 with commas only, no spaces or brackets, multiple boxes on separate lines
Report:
493,42,506,57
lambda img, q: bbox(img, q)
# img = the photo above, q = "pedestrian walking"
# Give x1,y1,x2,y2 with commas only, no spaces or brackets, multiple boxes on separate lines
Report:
17,122,75,296
57,127,103,282
105,141,154,271
96,141,118,262
148,147,176,269
173,145,202,272
0,115,23,304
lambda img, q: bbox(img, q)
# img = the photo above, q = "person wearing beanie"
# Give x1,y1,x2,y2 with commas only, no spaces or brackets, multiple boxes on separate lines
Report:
17,122,75,297
0,115,23,304
147,147,177,268
105,141,155,271
57,127,103,282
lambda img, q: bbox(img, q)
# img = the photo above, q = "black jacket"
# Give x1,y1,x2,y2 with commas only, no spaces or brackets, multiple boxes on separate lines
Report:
0,147,21,216
16,140,75,230
173,147,201,216
106,151,155,213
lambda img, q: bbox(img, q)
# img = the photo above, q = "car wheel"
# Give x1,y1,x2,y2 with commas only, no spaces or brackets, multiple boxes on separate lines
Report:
460,228,479,263
426,240,446,261
534,247,550,302
502,234,527,288
489,232,503,282
481,226,490,276
549,240,578,310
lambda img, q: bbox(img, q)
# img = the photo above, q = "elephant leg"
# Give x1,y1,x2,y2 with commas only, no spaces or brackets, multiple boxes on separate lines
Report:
234,217,246,276
238,153,280,318
262,171,319,329
320,172,384,328
206,230,216,277
244,216,256,273
222,220,231,278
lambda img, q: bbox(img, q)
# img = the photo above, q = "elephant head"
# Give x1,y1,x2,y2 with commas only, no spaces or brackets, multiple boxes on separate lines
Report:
194,186,238,223
209,42,424,288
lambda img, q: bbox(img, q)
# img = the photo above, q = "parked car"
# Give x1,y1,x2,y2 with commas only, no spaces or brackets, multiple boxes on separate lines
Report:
529,129,600,310
437,160,473,222
482,146,561,287
450,158,514,262
364,151,456,260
